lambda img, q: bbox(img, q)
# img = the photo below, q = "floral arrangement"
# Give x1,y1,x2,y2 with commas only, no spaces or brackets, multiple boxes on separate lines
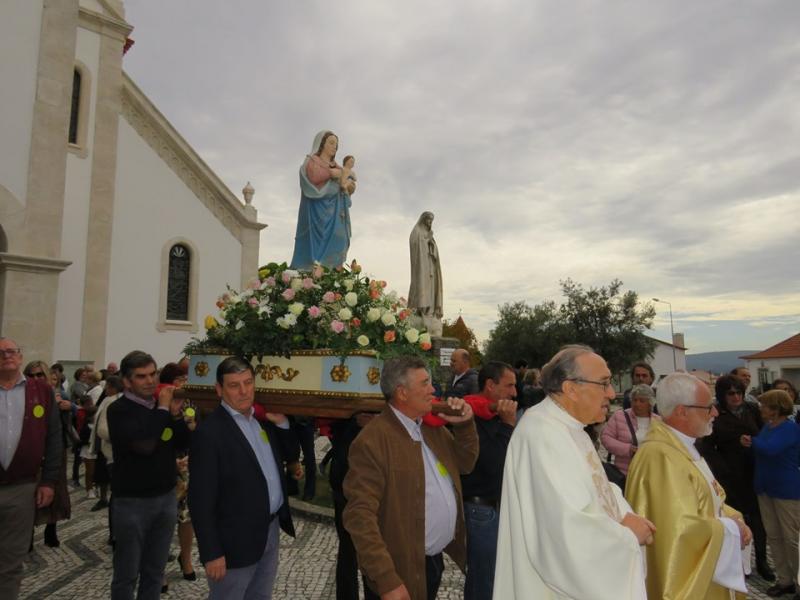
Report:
184,260,433,362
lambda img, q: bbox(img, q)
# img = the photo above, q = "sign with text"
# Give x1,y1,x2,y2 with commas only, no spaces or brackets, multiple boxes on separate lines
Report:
439,347,454,367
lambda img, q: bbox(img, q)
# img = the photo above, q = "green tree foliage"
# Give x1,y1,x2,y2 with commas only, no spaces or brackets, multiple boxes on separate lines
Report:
483,279,656,375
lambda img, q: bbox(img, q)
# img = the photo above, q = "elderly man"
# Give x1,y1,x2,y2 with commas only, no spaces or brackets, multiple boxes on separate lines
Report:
626,372,751,599
461,361,517,600
493,344,652,600
344,355,478,600
446,349,479,398
0,338,62,600
107,351,190,600
189,357,295,600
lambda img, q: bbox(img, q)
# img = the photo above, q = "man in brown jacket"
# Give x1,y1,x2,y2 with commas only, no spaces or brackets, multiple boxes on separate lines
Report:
343,355,478,600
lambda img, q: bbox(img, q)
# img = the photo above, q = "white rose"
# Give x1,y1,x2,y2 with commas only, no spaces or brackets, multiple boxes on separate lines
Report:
366,307,381,322
290,278,302,291
419,332,432,345
356,335,369,347
404,328,420,343
288,302,304,316
283,313,298,326
343,278,355,291
338,307,353,321
381,312,396,327
386,291,398,303
344,292,358,307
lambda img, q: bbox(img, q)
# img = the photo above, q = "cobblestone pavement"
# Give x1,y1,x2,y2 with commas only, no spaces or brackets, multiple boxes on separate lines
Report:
20,467,778,599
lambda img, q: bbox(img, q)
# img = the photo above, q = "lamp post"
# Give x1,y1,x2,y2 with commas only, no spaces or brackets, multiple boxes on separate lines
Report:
652,298,677,371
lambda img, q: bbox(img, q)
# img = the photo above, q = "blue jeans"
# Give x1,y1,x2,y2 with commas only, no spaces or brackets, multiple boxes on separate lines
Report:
111,490,177,600
464,502,499,600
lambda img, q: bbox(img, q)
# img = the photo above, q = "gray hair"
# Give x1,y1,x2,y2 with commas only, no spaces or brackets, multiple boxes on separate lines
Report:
629,383,655,405
380,355,428,400
656,372,704,418
540,344,595,396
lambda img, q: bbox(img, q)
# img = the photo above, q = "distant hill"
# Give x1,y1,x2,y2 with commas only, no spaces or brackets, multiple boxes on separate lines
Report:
686,351,757,375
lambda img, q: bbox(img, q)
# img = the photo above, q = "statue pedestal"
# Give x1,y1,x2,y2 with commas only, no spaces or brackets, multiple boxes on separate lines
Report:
432,336,460,388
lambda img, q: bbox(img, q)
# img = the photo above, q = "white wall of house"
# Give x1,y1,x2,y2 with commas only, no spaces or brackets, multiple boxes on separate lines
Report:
105,117,243,366
0,0,43,207
745,357,800,390
651,341,687,381
53,26,101,361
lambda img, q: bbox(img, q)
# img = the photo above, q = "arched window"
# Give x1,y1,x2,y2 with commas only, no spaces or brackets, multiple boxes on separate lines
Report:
166,244,190,320
68,69,81,144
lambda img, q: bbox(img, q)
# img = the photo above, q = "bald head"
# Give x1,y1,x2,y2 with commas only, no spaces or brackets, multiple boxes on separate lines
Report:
450,349,470,375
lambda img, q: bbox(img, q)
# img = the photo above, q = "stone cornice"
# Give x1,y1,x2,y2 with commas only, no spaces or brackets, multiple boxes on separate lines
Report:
0,253,72,274
120,72,267,244
78,7,132,41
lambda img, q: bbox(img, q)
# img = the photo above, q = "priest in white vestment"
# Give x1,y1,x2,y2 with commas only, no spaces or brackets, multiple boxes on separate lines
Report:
493,345,653,600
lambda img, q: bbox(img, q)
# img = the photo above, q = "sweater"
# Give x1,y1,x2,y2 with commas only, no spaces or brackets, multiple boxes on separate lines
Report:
752,419,800,499
107,396,190,497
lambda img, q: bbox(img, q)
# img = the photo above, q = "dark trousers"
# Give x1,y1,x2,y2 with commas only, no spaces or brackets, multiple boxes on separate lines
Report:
463,502,499,600
0,482,37,600
332,489,363,600
111,490,177,600
744,508,768,563
364,553,444,600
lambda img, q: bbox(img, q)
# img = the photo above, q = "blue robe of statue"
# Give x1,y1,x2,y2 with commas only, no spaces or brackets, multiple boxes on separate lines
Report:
290,156,351,270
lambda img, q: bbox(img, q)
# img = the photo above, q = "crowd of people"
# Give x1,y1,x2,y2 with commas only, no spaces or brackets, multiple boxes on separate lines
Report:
2,335,800,600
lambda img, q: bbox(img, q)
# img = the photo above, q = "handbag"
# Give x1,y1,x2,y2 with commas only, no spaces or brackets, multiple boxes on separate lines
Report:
604,410,639,489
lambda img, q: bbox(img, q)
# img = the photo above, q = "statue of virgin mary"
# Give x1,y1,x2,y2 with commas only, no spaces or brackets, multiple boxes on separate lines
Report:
289,130,354,270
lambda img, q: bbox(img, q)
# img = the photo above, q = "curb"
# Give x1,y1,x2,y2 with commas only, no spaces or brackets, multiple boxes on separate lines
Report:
288,496,335,523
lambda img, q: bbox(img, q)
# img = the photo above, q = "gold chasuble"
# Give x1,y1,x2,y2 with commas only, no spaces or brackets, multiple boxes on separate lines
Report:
626,420,746,600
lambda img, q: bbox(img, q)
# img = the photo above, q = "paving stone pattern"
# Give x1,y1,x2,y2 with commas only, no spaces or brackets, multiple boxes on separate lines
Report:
21,460,777,599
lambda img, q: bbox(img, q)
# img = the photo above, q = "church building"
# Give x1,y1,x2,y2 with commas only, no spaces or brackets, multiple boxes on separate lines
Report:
0,0,265,368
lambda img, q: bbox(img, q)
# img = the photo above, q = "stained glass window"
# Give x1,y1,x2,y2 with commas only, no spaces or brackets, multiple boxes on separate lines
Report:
166,244,190,320
69,70,81,144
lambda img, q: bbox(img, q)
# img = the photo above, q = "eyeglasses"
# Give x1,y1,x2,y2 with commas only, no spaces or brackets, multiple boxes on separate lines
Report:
0,349,21,357
28,372,47,379
567,378,614,391
684,404,715,414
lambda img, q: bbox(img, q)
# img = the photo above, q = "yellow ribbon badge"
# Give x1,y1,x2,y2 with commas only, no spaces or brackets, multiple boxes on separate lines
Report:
32,405,45,418
436,460,448,478
260,429,270,444
161,427,173,442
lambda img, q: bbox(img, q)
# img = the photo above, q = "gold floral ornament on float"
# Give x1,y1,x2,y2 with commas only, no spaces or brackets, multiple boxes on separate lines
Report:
194,361,209,377
366,367,381,385
255,364,300,382
330,364,351,383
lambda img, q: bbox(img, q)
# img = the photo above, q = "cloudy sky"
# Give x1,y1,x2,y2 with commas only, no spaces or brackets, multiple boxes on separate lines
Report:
123,1,800,354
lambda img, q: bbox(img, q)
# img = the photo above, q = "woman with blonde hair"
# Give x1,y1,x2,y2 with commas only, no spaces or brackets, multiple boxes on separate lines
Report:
24,361,72,548
746,389,800,596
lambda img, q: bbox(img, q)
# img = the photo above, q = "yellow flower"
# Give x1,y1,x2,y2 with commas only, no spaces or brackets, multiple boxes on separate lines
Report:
204,315,219,330
258,267,270,278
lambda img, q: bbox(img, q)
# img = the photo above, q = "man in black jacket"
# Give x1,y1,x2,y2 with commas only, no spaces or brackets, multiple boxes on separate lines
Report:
446,349,479,397
107,350,190,600
461,361,518,600
189,357,295,600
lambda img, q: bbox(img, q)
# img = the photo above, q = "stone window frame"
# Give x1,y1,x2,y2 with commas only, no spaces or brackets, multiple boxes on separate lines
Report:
156,238,199,333
67,61,91,158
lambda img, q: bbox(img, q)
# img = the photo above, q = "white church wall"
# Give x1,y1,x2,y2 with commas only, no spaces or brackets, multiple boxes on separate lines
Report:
0,0,43,208
651,341,687,381
53,27,102,362
106,118,243,366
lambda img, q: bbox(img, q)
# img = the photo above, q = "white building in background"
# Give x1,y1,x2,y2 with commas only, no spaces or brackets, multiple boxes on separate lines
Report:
742,333,800,391
0,0,264,367
647,334,687,383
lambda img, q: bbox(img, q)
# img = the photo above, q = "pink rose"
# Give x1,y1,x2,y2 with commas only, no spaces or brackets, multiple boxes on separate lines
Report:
302,277,315,289
384,330,396,343
370,289,381,300
322,291,336,303
312,265,324,280
282,272,292,284
282,288,295,301
331,320,345,334
307,306,321,318
420,342,432,351
351,318,361,328
264,276,276,287
248,297,259,307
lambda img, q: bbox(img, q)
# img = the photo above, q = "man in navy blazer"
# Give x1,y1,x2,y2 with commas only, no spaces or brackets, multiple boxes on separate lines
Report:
188,357,296,600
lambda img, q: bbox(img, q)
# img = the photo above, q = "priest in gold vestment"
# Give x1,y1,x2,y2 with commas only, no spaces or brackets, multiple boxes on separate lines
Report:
626,372,751,600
